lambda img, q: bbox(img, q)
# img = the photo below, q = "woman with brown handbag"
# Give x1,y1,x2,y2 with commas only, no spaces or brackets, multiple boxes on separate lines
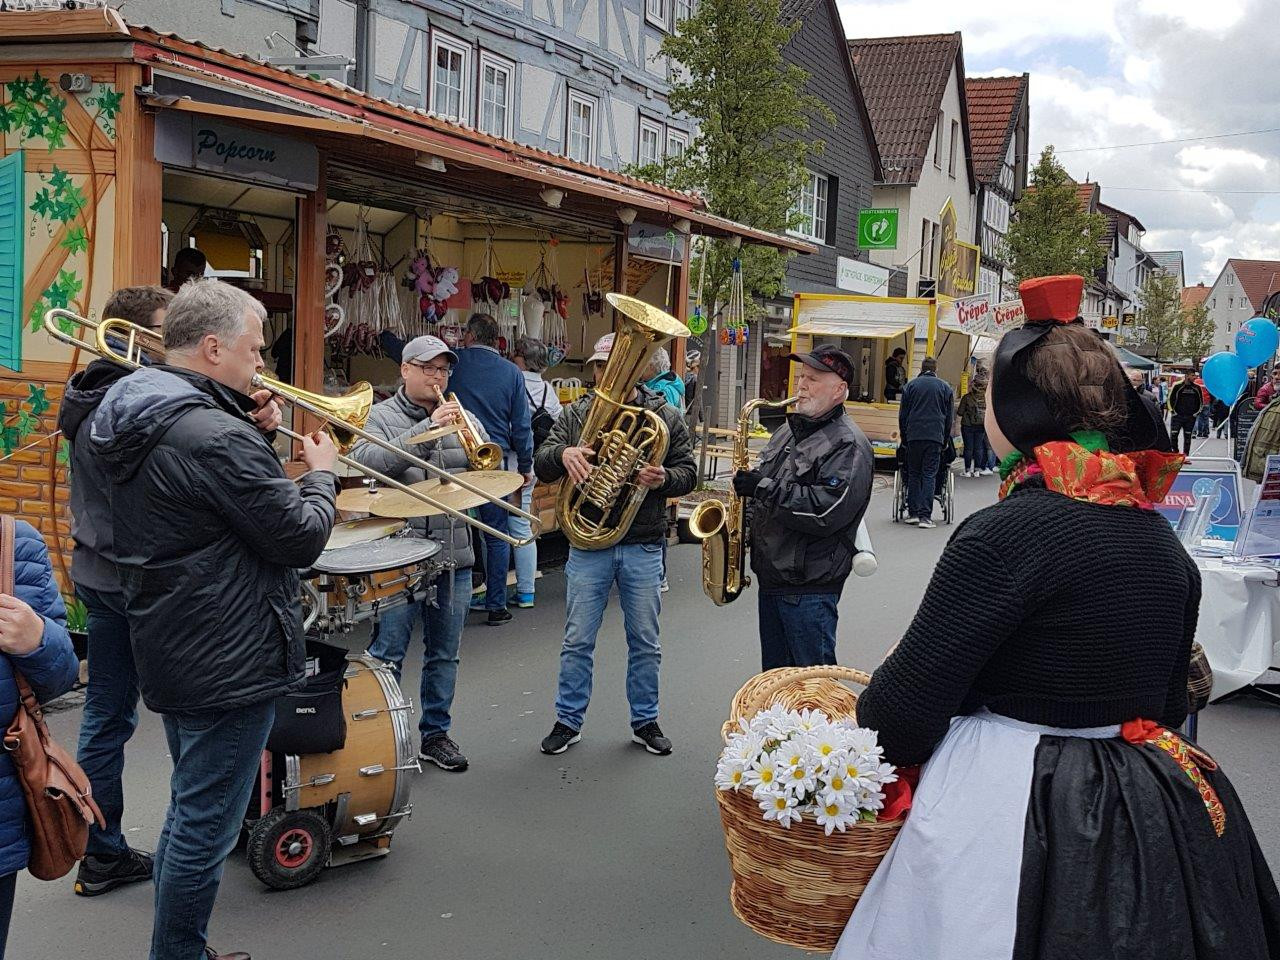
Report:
0,518,79,956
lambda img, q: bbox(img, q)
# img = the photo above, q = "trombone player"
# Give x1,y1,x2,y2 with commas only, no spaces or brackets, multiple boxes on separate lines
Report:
87,279,338,960
348,335,481,773
731,346,873,671
536,334,697,758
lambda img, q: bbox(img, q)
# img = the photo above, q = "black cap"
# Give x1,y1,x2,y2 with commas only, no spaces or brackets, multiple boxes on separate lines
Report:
788,345,854,386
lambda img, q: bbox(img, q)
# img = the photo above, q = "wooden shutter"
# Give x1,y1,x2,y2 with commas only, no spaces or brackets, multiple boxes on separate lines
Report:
0,151,24,372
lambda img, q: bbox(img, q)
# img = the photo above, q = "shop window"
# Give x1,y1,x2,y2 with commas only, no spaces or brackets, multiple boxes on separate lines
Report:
0,151,23,372
666,129,689,157
431,32,470,123
788,171,828,243
478,53,513,139
566,90,597,164
639,117,663,166
646,0,668,29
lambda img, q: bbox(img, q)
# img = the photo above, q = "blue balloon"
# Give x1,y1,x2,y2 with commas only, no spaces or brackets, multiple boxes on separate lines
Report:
1234,317,1280,368
1201,351,1249,404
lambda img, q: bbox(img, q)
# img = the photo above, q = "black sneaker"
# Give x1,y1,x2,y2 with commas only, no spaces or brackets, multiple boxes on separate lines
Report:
631,721,673,756
539,721,581,755
419,734,469,771
487,608,513,627
73,847,154,897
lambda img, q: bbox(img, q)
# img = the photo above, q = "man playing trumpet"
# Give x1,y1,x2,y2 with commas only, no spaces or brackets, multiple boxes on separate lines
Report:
349,335,482,772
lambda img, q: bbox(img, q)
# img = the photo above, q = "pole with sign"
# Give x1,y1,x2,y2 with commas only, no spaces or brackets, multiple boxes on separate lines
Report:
857,209,899,250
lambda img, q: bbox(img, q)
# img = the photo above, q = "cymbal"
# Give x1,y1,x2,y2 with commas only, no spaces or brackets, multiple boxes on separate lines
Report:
366,470,526,519
325,517,405,550
336,485,399,514
407,422,462,445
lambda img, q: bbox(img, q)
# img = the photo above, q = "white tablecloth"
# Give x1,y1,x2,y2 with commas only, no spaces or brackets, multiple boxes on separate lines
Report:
1194,557,1280,699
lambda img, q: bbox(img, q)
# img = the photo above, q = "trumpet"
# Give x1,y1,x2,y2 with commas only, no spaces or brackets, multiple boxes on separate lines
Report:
43,309,541,547
434,386,504,471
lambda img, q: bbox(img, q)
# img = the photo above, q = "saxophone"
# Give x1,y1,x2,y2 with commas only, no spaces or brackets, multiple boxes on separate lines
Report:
556,293,690,550
690,396,798,605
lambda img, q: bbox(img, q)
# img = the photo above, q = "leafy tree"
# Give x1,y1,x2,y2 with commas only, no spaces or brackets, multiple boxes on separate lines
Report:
1182,300,1215,369
1134,271,1183,360
633,0,828,314
1002,146,1108,283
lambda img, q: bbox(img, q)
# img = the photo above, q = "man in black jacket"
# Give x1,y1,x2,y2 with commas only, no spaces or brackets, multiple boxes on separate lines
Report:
534,334,697,758
898,356,955,528
58,285,171,899
733,346,873,669
1168,375,1203,455
90,279,337,960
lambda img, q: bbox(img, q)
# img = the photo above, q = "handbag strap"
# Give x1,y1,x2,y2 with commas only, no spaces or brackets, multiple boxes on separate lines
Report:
0,517,39,716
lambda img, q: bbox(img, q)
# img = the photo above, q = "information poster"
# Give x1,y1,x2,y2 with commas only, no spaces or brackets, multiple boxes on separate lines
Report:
1234,455,1280,558
1155,468,1242,541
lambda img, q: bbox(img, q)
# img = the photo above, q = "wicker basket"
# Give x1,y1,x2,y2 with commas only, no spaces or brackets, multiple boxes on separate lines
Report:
716,666,903,952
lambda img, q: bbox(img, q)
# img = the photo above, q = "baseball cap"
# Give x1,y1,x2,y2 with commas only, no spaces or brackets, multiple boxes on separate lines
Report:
787,344,854,386
587,333,615,365
401,335,457,366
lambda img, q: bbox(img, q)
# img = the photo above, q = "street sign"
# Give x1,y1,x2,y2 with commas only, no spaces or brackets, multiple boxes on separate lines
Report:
857,208,898,250
835,256,890,295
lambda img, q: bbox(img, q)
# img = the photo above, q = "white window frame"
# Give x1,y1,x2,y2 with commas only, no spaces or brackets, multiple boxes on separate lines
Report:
948,119,959,177
565,90,598,165
1227,273,1234,286
646,0,668,29
477,51,514,140
788,171,828,244
666,129,688,157
430,31,471,123
638,116,663,166
933,111,943,168
673,0,692,24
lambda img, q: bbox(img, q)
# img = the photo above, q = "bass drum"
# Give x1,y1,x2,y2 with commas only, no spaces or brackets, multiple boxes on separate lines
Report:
285,654,417,844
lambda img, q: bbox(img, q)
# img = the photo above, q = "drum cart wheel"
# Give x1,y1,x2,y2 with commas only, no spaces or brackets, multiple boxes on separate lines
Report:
247,807,332,890
891,468,904,522
943,469,956,525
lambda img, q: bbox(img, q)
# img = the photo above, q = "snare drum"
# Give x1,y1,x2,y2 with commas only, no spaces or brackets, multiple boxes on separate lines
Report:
285,654,417,841
305,536,445,634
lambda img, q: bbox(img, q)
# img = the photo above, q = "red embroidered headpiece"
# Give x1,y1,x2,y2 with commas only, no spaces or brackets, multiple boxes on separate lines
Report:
1019,275,1084,324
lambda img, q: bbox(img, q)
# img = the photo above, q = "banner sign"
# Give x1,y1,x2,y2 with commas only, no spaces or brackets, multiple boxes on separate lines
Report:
1154,468,1243,542
836,256,890,295
937,295,1026,339
155,114,319,192
936,198,979,299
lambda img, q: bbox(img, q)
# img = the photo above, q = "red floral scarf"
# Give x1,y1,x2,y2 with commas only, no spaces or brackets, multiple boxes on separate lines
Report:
997,432,1184,509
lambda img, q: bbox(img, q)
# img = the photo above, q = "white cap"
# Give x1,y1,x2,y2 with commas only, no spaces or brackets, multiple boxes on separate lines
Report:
587,333,614,365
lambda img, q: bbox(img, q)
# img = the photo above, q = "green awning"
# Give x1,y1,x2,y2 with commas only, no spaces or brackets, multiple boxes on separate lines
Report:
1112,345,1156,370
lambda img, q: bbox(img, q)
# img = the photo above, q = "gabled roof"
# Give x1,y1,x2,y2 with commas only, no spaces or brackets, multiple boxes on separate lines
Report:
1182,284,1210,310
782,0,884,181
1148,250,1184,276
964,74,1028,184
1077,181,1100,212
847,32,975,188
1227,259,1280,311
1098,201,1146,241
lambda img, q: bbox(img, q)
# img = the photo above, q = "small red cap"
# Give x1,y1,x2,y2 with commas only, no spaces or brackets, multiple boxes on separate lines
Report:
1019,275,1084,323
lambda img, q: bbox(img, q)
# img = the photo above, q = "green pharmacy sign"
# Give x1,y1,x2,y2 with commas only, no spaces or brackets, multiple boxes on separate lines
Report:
857,209,898,250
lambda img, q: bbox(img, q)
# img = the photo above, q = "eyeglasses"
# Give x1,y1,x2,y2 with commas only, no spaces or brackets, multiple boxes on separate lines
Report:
407,361,452,376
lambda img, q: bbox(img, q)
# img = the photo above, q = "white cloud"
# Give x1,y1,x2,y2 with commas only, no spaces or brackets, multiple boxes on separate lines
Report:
836,0,1280,283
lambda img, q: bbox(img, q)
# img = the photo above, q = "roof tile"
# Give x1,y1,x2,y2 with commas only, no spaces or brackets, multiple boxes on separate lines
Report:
1229,259,1280,311
847,32,963,185
964,74,1027,183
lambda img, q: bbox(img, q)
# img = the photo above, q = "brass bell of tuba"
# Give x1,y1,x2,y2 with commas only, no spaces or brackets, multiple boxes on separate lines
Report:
556,293,689,550
690,396,797,605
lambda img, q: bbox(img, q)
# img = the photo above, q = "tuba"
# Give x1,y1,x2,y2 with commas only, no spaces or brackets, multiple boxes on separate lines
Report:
690,396,797,605
435,386,504,470
556,293,689,550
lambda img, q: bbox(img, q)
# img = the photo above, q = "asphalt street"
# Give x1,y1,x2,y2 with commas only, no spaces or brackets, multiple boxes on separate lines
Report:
13,452,1280,960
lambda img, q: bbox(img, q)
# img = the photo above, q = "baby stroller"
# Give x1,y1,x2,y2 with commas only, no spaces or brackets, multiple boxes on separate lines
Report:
891,443,955,525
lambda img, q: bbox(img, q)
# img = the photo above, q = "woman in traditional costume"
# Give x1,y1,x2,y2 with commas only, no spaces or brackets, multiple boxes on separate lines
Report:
834,275,1280,960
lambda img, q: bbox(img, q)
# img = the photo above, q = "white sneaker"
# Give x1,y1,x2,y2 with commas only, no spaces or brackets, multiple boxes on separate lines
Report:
904,516,920,525
918,519,937,529
659,578,670,593
982,468,994,476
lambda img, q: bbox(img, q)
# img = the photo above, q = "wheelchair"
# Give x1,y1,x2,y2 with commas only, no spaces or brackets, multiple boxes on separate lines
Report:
891,444,955,525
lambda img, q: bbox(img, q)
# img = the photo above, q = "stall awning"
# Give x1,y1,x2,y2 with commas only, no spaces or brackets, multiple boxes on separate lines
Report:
789,321,916,340
1113,345,1156,370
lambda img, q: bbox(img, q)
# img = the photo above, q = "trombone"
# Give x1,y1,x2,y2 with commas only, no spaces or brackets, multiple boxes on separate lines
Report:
43,309,541,547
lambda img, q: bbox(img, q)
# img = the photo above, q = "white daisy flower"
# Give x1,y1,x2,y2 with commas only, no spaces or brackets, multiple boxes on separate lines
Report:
817,769,857,806
803,725,844,763
714,755,748,792
744,753,782,797
780,756,819,797
815,798,859,836
759,790,803,828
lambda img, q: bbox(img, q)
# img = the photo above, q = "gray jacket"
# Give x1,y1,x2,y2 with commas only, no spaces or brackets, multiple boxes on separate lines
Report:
348,387,483,569
749,405,874,593
534,385,697,545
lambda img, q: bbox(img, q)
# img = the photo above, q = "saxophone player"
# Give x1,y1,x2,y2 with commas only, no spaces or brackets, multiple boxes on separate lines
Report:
535,334,696,757
731,346,873,670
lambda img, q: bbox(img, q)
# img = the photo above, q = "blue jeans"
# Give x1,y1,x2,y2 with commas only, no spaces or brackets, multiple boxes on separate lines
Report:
906,440,943,520
152,701,274,960
758,592,839,670
75,584,141,859
368,567,471,739
510,483,536,596
555,543,663,732
961,425,990,472
478,502,510,610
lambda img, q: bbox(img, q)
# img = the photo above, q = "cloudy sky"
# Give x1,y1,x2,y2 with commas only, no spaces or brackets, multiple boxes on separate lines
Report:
836,0,1280,285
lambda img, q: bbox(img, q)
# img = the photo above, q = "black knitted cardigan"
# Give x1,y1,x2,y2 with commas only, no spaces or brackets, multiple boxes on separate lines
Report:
856,482,1202,767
